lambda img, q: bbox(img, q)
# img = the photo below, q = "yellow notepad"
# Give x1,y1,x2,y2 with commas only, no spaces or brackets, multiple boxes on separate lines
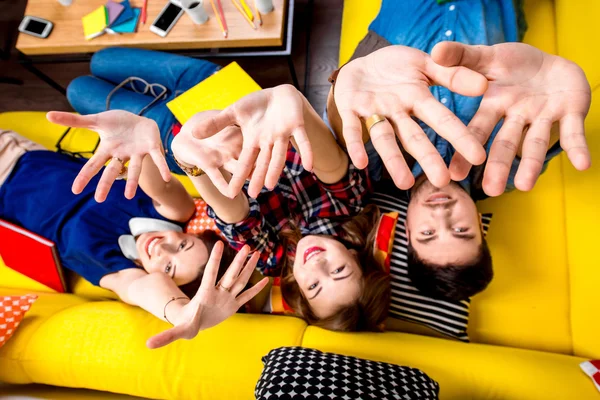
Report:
82,6,108,40
167,62,262,124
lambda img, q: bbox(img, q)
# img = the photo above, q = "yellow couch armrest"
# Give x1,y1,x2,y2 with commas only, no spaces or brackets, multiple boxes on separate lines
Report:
555,0,600,90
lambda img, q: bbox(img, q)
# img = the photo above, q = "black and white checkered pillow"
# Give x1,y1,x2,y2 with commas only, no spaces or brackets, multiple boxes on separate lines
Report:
372,190,492,342
256,347,440,400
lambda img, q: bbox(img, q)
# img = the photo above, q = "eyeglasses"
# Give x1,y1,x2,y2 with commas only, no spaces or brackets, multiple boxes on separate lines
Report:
55,127,100,159
106,77,168,116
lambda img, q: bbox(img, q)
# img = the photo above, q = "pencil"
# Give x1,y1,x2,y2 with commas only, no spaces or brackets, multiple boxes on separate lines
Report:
215,0,228,33
231,0,256,29
141,0,148,24
252,0,262,26
209,0,228,37
239,0,254,21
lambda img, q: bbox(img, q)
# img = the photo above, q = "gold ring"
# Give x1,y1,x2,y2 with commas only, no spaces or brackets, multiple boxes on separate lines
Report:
218,284,232,292
365,114,387,133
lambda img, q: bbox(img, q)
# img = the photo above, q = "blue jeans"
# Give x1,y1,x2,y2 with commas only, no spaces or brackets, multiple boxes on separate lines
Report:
67,47,220,173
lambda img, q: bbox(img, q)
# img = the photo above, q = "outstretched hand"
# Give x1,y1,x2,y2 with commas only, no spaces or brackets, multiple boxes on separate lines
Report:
187,85,314,199
146,243,268,349
432,42,592,196
172,111,243,193
333,45,489,189
47,111,171,202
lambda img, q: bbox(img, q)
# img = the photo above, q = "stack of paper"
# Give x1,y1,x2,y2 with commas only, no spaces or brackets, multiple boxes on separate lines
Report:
82,0,141,40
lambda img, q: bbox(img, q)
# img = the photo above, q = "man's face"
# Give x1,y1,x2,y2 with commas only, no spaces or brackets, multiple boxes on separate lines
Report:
406,179,482,264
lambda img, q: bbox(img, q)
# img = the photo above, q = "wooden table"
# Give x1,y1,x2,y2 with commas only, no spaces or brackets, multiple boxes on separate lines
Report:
17,0,287,55
15,0,296,93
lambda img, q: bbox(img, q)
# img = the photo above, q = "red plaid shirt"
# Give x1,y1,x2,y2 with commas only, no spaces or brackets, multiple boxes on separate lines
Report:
208,147,371,276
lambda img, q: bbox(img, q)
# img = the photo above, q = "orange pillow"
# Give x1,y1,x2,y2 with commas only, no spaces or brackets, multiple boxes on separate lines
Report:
0,294,37,348
185,199,221,235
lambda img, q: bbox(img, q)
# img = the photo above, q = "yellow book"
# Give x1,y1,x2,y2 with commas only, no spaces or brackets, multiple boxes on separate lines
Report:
82,6,108,40
167,62,261,124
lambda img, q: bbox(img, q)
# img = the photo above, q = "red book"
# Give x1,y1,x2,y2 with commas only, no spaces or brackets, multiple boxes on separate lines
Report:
0,219,66,293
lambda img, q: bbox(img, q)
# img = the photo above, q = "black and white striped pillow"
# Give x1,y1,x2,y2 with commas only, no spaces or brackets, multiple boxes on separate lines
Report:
372,190,492,342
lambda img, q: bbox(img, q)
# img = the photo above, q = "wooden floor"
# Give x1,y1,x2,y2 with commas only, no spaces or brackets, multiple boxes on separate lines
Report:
0,0,342,114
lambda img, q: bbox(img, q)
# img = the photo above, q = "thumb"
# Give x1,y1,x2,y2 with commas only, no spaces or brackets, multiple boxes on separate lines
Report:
47,112,98,129
146,324,188,349
185,109,237,140
425,57,488,97
431,42,495,75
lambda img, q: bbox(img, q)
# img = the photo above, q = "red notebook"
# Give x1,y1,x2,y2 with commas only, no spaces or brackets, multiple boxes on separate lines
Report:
0,219,66,293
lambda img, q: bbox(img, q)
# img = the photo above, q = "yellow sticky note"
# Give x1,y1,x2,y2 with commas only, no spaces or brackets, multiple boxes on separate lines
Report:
167,62,261,124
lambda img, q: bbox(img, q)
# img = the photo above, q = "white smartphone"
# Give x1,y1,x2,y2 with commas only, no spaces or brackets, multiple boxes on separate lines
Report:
18,16,53,39
150,2,184,37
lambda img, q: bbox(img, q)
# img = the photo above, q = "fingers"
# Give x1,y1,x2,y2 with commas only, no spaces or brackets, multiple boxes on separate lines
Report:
369,117,413,189
72,152,109,195
124,155,142,199
46,111,98,129
247,146,271,198
392,114,449,188
513,121,552,191
232,251,260,295
190,108,237,139
149,148,172,183
449,103,501,180
431,42,495,76
95,157,125,202
292,126,313,172
425,58,488,97
203,167,231,197
198,241,225,292
264,140,287,190
236,277,269,305
482,115,526,196
339,110,368,169
146,324,187,349
560,113,591,171
218,245,251,290
227,146,259,198
414,97,486,166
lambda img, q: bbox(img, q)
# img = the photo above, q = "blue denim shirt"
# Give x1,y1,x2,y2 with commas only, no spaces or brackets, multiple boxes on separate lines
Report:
369,0,522,193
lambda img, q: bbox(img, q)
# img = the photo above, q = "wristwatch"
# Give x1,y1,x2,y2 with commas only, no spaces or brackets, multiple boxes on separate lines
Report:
173,156,205,177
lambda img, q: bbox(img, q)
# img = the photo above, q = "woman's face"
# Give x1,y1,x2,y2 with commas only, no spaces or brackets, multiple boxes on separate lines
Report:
136,231,209,286
293,235,363,319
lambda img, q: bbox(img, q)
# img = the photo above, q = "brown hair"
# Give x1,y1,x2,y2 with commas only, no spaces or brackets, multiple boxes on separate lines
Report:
280,204,391,331
407,239,493,301
178,230,237,298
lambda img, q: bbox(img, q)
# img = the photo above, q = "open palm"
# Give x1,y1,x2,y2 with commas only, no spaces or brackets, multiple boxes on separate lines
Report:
188,84,313,198
47,110,171,202
146,243,268,349
432,42,592,196
334,45,489,189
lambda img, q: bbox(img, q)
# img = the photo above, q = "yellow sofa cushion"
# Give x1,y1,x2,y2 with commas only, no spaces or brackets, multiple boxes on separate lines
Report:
0,289,89,384
302,327,596,400
0,290,307,400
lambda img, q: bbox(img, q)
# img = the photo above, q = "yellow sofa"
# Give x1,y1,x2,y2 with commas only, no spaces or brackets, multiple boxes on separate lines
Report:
0,0,599,398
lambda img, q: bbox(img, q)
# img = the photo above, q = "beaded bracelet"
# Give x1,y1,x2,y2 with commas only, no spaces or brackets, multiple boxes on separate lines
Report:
163,296,189,324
